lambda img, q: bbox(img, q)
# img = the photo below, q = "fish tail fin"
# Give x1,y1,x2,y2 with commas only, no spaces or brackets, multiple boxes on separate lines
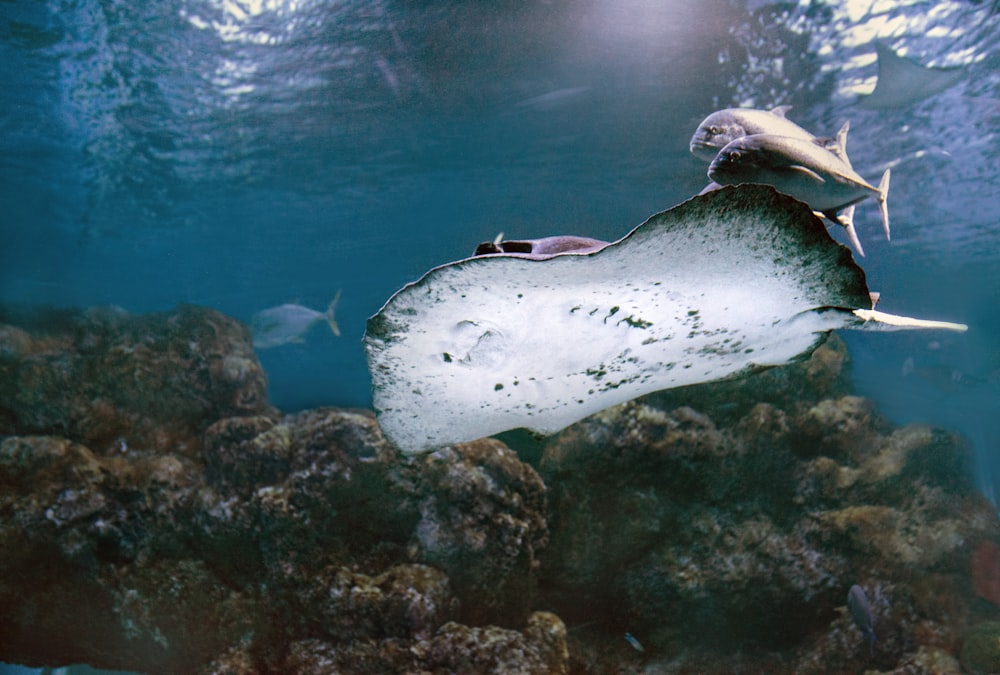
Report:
834,120,851,162
325,289,342,337
878,168,891,241
822,207,864,257
836,205,865,257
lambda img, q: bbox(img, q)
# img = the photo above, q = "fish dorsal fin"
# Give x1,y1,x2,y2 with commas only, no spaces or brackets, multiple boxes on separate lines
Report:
835,121,850,157
789,164,826,183
771,105,792,118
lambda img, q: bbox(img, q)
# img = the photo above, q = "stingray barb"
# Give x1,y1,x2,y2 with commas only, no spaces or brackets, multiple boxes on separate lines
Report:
365,185,967,454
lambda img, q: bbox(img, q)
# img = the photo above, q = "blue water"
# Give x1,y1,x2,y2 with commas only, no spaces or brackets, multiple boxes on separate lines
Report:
2,1,999,493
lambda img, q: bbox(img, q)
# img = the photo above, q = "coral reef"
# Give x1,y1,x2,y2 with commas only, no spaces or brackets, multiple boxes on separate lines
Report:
0,306,555,673
537,335,1000,673
0,304,271,458
1,306,998,674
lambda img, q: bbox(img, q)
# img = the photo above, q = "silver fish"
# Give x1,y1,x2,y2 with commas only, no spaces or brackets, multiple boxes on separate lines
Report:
251,290,342,349
708,133,890,248
690,106,848,163
623,631,645,652
847,584,876,655
692,109,864,254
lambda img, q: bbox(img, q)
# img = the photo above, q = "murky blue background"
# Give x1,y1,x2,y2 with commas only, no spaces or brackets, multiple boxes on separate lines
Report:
2,0,998,504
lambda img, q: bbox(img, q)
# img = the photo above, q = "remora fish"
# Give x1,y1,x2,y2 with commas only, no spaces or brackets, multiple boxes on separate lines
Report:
708,133,891,245
689,106,848,162
251,290,342,349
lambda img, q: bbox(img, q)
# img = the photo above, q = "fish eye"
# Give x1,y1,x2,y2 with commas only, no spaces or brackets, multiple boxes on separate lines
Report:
708,125,721,135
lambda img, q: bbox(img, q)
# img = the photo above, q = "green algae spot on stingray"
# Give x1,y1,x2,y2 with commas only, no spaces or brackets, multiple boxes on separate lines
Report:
365,185,967,454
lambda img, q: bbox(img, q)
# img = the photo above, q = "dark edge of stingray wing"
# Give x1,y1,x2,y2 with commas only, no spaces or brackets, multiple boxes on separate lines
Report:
366,184,869,335
653,185,871,308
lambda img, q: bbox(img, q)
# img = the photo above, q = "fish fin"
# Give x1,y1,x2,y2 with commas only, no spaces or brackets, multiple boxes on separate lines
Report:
326,289,342,337
834,121,851,162
877,169,891,241
771,105,792,118
869,291,880,309
790,164,826,183
826,205,865,257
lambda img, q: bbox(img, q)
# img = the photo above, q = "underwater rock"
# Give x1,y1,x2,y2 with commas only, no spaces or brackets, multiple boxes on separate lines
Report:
960,621,1000,675
0,304,273,459
0,403,550,672
1,303,996,674
971,540,1000,607
412,439,549,626
280,611,567,674
535,336,999,672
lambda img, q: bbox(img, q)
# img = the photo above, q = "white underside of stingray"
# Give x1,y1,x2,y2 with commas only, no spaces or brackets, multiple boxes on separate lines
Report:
365,185,966,454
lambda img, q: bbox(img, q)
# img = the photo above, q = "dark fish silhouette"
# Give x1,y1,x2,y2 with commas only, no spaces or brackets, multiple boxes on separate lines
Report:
847,584,876,654
857,43,964,109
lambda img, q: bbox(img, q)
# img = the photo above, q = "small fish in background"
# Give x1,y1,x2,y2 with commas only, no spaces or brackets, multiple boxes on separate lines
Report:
623,631,645,652
901,356,986,389
847,584,877,655
251,290,342,349
514,86,591,112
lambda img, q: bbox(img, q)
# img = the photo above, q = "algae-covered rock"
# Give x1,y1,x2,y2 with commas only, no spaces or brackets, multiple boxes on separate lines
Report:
1,304,996,674
0,304,273,458
413,439,549,626
961,621,1000,675
535,335,999,672
0,305,552,674
281,611,568,674
0,416,551,672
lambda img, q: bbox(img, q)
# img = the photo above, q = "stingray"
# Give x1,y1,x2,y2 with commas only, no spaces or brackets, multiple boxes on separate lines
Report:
365,185,967,454
857,43,965,109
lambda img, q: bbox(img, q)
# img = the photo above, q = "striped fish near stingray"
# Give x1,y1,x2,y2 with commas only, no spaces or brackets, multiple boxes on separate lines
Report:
690,106,887,257
364,185,965,455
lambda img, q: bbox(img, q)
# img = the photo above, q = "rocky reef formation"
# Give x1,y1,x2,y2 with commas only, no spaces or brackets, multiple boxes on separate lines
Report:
539,339,999,673
0,303,998,674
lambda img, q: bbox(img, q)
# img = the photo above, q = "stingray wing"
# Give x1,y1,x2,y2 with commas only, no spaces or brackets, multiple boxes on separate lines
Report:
858,42,965,109
365,185,875,453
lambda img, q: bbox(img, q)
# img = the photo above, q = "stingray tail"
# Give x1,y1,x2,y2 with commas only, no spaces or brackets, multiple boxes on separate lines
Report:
852,308,967,332
877,168,891,241
325,289,342,337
